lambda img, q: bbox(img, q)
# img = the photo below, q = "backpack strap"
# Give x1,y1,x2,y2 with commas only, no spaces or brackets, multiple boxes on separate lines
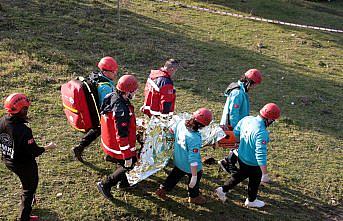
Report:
224,82,240,96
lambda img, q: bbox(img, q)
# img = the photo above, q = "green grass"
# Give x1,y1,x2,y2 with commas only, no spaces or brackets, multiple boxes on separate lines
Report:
0,0,342,220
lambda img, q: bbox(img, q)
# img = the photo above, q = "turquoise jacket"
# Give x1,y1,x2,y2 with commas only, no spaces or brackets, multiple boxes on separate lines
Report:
97,74,115,104
220,81,250,128
234,116,269,166
171,120,203,174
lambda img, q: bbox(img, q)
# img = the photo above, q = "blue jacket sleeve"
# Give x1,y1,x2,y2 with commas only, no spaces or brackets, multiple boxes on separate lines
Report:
186,135,202,166
228,90,243,128
255,131,268,166
233,118,242,138
97,83,113,105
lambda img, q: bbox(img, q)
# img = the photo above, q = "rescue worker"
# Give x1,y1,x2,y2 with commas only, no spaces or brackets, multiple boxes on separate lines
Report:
155,108,213,205
218,69,262,174
72,56,118,162
215,103,281,208
0,93,56,221
96,75,139,200
141,59,179,117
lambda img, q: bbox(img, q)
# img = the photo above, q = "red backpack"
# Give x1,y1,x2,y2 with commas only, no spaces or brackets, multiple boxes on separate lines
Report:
61,76,100,132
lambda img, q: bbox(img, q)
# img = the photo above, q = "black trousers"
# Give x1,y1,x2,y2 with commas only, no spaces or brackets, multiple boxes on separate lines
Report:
6,162,39,221
162,166,203,198
222,158,262,202
103,157,137,188
78,128,101,149
226,149,238,165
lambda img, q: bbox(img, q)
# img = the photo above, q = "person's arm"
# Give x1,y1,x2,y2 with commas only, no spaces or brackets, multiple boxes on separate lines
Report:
187,138,202,188
113,111,132,161
23,128,45,157
256,132,270,182
159,84,175,115
228,90,243,128
97,83,113,105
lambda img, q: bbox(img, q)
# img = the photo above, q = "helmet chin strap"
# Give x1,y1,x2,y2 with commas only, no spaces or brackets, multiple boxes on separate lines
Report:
244,81,251,92
127,92,136,100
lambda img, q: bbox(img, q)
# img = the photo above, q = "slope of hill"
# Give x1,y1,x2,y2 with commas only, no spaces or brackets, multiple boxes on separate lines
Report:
0,0,342,220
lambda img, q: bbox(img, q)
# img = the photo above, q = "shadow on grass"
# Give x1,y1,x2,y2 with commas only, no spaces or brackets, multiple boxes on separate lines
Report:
1,0,342,140
0,1,342,220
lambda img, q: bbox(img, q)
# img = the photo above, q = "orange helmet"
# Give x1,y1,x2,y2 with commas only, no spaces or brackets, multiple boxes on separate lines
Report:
244,69,262,84
260,103,281,120
116,75,138,93
193,108,213,126
4,93,31,114
98,56,118,73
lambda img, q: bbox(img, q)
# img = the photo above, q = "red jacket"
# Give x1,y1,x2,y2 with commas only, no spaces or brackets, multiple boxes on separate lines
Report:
142,69,176,117
100,93,136,160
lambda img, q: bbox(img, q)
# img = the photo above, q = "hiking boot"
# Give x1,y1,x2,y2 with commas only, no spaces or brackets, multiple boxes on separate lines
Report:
30,216,39,221
188,195,206,205
218,158,238,174
96,182,113,200
215,187,227,203
72,146,84,162
155,188,168,200
244,198,265,208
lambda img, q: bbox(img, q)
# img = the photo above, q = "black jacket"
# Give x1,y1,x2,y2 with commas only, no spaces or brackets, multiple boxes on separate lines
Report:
0,115,44,166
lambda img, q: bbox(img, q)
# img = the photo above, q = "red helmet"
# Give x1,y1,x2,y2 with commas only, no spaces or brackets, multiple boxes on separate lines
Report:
4,93,31,114
244,69,262,84
260,103,281,120
116,75,138,93
193,108,213,126
98,56,118,73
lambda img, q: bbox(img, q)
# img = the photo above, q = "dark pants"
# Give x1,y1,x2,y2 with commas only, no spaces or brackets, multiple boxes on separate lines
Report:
78,128,101,150
226,149,238,165
103,157,137,188
222,158,262,202
161,166,203,198
6,162,39,221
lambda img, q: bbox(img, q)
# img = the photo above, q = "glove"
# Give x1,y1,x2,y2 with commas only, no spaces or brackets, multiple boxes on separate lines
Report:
124,158,132,168
188,176,197,188
45,142,57,150
261,173,271,183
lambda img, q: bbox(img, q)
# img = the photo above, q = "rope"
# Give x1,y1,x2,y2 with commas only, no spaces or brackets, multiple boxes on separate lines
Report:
155,0,343,33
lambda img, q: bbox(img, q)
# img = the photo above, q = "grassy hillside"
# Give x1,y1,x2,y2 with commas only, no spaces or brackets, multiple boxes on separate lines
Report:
0,0,342,220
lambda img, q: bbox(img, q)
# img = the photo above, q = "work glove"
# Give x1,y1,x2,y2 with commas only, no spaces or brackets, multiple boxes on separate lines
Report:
124,158,132,168
45,142,57,150
188,176,197,188
261,173,271,183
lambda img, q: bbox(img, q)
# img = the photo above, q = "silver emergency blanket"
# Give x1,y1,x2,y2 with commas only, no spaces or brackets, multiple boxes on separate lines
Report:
127,113,226,186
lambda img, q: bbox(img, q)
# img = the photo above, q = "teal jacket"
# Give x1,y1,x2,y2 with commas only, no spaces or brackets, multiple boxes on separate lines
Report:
234,116,269,166
220,81,250,128
97,74,115,104
171,120,203,174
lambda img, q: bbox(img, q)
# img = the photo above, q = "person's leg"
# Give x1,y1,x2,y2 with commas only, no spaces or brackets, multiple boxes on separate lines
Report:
222,159,249,192
161,166,186,191
117,157,137,188
218,149,238,174
73,128,101,161
8,163,39,221
187,170,202,198
156,166,186,200
247,166,262,202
